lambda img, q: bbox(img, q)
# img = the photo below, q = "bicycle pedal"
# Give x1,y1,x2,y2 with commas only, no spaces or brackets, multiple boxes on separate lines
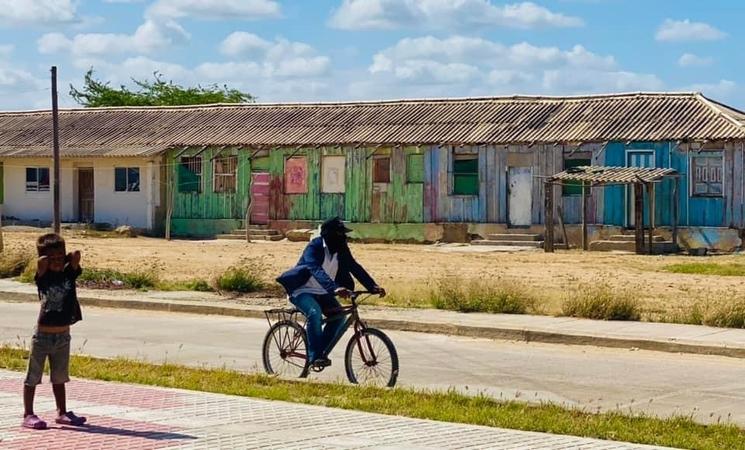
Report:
311,366,326,373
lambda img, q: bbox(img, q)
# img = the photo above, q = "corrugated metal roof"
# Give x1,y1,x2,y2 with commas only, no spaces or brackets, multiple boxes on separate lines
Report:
0,92,744,158
550,166,678,184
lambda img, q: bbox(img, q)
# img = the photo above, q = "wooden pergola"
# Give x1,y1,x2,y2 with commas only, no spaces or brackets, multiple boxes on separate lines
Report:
544,166,680,254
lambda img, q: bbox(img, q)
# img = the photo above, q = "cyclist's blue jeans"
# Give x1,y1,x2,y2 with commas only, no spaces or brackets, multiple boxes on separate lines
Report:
290,293,346,362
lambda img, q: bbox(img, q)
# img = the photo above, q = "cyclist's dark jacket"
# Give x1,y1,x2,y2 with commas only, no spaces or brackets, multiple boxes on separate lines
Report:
276,237,377,296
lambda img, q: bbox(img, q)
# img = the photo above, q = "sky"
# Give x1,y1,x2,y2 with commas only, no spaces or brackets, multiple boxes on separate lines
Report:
0,0,742,110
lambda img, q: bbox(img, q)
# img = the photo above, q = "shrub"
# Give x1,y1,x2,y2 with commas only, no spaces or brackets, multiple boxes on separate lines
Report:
665,296,745,329
184,279,213,292
561,283,641,321
214,259,266,293
429,277,536,314
0,251,33,278
78,267,158,289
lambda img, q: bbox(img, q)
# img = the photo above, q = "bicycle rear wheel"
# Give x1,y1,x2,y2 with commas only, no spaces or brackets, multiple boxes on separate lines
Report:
262,320,309,378
344,327,399,387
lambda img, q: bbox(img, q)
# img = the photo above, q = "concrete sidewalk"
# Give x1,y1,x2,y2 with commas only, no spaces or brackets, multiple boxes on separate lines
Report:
1,279,745,359
0,370,675,449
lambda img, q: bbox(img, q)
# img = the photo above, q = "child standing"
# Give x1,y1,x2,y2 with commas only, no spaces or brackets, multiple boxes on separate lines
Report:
22,233,87,430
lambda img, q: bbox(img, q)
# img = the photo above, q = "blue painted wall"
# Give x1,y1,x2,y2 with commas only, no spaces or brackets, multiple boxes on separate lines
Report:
602,141,731,228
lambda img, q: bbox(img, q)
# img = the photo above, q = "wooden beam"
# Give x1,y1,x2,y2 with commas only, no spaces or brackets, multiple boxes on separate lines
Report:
647,182,654,255
634,183,644,254
165,165,173,241
672,177,679,248
557,204,569,250
581,181,588,251
544,181,554,252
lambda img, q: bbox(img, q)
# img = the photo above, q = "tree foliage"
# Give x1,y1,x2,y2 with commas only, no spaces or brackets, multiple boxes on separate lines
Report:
69,69,254,107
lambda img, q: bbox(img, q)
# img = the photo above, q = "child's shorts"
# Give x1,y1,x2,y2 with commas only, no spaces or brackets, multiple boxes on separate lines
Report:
24,331,71,386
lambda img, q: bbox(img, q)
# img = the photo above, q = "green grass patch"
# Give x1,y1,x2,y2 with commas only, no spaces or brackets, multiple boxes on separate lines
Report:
0,347,741,450
429,277,537,314
214,259,266,293
78,267,159,290
664,262,745,277
561,283,641,321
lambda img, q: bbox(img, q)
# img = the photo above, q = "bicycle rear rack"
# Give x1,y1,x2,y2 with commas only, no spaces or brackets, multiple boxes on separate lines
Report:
264,308,305,328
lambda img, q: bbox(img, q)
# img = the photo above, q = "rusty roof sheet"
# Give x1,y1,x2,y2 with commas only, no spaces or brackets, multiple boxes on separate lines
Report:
550,166,678,184
0,92,744,158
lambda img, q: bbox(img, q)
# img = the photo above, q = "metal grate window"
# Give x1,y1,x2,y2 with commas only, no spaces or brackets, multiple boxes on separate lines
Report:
25,167,50,192
213,155,237,193
179,156,202,193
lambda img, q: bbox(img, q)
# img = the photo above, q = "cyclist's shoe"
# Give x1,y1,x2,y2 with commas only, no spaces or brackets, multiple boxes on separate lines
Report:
311,357,332,370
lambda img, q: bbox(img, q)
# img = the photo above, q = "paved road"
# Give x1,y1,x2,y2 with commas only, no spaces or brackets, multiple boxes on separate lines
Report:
1,303,743,426
0,370,672,450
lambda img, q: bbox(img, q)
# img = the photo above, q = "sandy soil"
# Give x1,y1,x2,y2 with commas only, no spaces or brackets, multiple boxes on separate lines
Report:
5,227,745,314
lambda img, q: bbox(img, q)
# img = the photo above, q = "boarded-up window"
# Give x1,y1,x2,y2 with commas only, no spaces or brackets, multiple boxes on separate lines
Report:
285,157,308,194
178,156,202,193
452,156,478,195
562,158,591,196
25,167,50,192
115,167,140,192
692,152,723,197
407,154,424,183
213,155,237,193
373,157,390,183
322,155,346,193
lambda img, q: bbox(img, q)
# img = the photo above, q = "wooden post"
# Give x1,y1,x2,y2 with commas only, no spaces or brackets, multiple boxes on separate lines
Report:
245,164,252,243
165,163,173,240
672,177,679,248
544,181,554,252
581,181,588,251
634,183,644,254
0,204,4,253
51,66,61,234
557,205,569,250
647,183,654,255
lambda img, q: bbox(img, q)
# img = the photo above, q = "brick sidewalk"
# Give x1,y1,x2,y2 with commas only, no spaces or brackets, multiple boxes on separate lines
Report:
0,370,675,450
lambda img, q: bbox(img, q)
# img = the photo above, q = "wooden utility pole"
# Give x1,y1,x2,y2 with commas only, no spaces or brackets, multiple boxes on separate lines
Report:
634,183,644,254
544,181,554,252
51,66,61,234
581,181,588,251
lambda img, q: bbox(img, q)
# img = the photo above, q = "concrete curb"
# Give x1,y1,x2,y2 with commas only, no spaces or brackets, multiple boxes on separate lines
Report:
4,290,745,359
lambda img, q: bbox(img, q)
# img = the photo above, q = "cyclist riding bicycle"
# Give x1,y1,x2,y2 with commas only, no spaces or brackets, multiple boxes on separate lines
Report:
276,217,386,370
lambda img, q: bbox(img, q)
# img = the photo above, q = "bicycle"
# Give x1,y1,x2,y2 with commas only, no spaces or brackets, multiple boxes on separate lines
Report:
262,291,399,387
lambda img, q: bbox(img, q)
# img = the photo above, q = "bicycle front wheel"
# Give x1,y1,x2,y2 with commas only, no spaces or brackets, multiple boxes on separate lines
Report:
344,327,399,387
262,320,309,379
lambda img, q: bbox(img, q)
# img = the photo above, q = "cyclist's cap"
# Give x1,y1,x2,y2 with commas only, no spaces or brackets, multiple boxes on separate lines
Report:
320,217,353,234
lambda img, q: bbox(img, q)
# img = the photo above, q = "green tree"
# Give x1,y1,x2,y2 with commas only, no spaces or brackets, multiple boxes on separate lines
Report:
69,69,254,107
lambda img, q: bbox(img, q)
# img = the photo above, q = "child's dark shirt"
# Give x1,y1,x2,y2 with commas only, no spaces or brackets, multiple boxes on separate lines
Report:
35,265,83,326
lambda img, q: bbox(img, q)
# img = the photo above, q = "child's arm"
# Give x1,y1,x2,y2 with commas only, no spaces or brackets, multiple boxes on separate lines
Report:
68,250,81,271
36,256,49,279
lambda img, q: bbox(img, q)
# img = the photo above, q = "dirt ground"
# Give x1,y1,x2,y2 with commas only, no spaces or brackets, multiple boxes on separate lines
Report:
5,227,745,315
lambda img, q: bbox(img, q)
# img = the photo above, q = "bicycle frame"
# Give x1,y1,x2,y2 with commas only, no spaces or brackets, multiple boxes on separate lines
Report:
320,292,378,364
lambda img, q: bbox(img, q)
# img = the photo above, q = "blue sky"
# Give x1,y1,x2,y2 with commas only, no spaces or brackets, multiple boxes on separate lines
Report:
0,0,741,110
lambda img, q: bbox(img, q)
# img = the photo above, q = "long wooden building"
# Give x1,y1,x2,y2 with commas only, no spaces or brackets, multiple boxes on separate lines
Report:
1,92,744,250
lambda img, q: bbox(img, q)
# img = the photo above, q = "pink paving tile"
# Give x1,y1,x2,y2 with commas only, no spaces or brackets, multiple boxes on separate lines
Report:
0,379,186,410
3,413,195,450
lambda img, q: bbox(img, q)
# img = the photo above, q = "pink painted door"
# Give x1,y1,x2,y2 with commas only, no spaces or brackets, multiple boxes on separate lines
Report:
250,172,270,225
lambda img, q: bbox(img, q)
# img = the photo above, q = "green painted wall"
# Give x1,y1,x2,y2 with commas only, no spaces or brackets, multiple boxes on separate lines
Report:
166,147,250,235
269,146,424,223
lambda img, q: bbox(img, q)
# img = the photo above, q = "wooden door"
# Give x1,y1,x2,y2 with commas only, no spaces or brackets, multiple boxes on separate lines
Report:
250,172,270,225
508,167,532,227
78,168,94,223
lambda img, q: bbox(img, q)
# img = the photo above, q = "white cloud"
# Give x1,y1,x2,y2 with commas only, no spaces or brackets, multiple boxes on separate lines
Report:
38,20,189,57
216,33,330,78
0,0,77,26
687,79,737,98
147,0,281,20
656,19,726,42
365,35,661,98
678,53,713,67
329,0,582,30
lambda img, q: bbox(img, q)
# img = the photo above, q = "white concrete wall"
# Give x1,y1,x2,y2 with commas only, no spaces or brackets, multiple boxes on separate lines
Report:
1,157,159,230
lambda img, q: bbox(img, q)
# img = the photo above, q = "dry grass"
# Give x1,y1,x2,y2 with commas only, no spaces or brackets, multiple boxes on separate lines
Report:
429,276,538,314
560,283,642,321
